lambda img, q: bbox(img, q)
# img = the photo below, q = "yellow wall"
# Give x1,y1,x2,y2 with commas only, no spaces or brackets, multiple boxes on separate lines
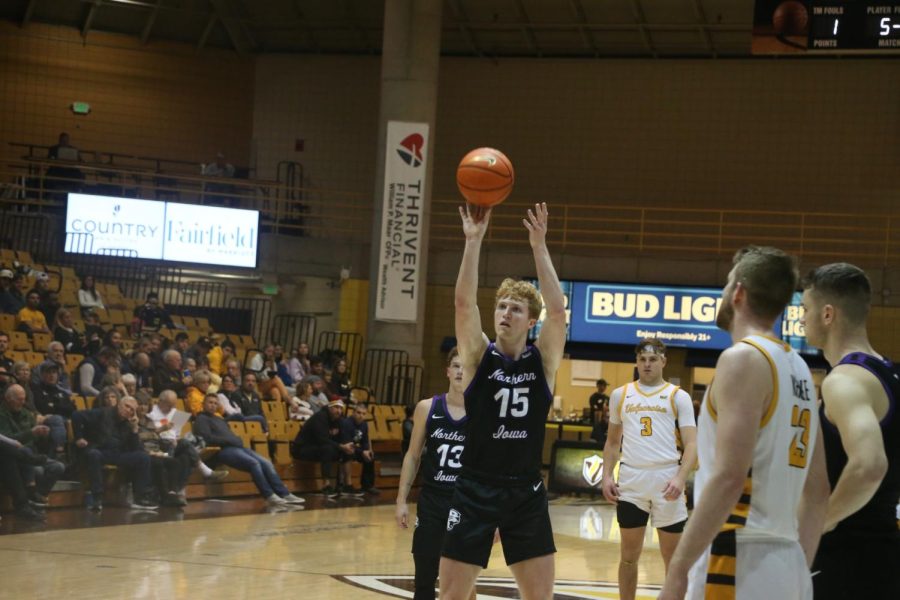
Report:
338,278,369,334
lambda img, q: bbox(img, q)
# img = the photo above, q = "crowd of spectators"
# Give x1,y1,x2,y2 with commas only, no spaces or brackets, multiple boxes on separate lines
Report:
1,274,376,520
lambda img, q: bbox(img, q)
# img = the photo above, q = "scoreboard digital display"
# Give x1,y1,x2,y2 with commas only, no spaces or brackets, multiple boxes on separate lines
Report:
809,1,900,49
753,0,900,53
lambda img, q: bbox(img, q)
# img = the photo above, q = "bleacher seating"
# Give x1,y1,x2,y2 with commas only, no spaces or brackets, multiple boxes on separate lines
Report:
0,244,405,510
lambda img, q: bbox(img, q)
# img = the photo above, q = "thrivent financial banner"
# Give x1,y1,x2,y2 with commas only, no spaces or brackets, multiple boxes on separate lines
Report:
375,121,428,322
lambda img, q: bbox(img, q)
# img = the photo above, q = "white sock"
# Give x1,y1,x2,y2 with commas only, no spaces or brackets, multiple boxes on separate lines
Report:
199,462,214,477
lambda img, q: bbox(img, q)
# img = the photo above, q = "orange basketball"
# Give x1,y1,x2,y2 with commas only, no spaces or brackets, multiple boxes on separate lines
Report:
456,147,514,207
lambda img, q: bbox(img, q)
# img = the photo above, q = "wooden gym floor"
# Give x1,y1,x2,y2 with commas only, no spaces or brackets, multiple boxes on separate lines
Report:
0,494,665,599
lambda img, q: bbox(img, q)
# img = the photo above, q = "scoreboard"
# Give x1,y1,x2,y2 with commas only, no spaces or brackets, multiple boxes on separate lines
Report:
809,1,900,49
753,0,900,53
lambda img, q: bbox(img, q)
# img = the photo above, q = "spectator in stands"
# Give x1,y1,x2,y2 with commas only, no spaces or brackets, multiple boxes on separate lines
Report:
590,399,610,446
194,353,220,388
201,152,236,206
173,332,190,359
291,398,354,497
0,437,48,520
287,341,312,383
309,356,325,378
32,341,71,393
12,361,37,409
30,361,73,436
303,375,330,413
93,385,122,409
202,151,235,179
273,343,292,386
0,365,11,396
103,329,124,353
234,372,268,433
0,331,13,373
185,370,212,415
77,275,104,316
122,351,152,392
248,343,292,402
217,373,270,432
39,290,61,329
16,291,50,335
193,393,304,507
29,272,51,301
208,339,235,376
184,357,197,376
339,403,377,496
82,310,105,357
72,396,158,511
0,384,66,502
153,349,191,398
53,308,85,355
328,358,352,401
132,292,180,334
288,380,314,421
401,404,414,457
149,390,228,488
0,269,19,314
121,373,137,397
225,358,242,387
135,394,190,507
45,132,85,200
185,336,213,365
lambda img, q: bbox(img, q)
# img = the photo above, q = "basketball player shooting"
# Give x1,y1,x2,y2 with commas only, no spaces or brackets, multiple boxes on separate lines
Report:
438,202,566,600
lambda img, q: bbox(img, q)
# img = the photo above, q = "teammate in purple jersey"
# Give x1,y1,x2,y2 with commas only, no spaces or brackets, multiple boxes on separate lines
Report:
396,348,473,600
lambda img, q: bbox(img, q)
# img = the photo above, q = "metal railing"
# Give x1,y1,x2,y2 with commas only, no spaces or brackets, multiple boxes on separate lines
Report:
3,157,898,265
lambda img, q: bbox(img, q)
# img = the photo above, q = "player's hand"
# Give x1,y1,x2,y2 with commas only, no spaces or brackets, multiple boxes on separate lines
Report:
659,565,689,600
523,202,549,248
601,477,619,504
459,204,491,240
395,502,409,528
662,477,685,501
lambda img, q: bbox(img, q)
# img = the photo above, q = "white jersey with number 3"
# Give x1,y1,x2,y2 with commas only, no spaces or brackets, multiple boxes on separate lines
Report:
609,380,695,468
695,334,818,542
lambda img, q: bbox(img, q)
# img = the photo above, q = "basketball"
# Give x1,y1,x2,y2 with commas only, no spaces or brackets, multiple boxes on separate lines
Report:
772,1,808,36
456,147,514,207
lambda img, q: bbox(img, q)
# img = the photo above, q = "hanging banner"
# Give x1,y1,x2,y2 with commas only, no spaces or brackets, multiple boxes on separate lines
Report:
375,121,429,322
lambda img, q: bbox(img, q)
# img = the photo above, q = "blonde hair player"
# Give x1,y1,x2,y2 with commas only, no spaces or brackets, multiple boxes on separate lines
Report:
395,348,475,600
601,337,697,600
802,263,899,600
659,246,829,600
439,202,566,600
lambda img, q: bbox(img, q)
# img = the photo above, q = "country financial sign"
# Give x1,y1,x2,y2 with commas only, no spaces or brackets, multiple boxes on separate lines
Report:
64,193,259,268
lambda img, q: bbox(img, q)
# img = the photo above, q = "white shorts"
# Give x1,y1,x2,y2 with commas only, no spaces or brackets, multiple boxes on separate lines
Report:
686,536,812,600
616,463,687,529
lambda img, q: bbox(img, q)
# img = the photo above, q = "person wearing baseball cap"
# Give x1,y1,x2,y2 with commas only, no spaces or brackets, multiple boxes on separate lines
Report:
0,269,22,314
291,397,353,498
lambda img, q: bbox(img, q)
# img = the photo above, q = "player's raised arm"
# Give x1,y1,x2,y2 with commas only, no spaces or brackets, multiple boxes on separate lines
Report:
454,205,491,369
524,203,566,379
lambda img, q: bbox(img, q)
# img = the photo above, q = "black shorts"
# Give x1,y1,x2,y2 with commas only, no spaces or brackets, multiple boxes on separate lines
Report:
440,475,556,568
812,529,900,600
412,487,454,559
